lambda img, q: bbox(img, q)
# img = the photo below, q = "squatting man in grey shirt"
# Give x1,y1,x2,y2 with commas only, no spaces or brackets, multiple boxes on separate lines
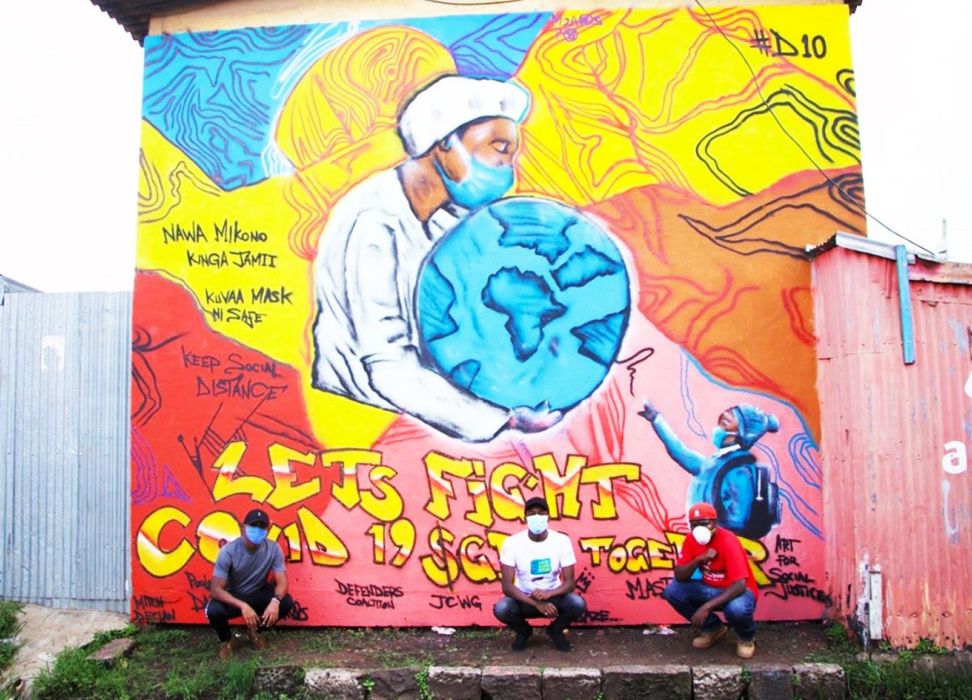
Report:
206,509,295,658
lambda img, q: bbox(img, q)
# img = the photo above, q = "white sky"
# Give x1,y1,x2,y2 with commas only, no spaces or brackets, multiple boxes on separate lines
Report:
0,0,969,292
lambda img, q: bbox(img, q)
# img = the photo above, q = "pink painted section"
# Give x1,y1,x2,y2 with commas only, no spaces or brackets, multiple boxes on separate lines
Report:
814,245,972,648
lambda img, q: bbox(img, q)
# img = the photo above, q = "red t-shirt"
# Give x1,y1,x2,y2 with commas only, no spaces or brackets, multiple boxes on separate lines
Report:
677,528,759,599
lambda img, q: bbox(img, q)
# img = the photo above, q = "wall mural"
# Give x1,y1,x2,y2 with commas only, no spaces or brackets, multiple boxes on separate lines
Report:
132,4,862,625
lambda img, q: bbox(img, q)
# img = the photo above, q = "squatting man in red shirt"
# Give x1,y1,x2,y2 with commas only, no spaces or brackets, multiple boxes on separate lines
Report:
663,502,760,658
206,509,295,659
493,497,587,651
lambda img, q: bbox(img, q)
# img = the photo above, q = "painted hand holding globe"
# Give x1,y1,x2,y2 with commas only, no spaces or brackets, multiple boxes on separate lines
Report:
507,402,563,433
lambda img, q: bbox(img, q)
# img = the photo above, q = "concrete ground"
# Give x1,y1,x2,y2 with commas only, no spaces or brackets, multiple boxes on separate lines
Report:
0,603,129,692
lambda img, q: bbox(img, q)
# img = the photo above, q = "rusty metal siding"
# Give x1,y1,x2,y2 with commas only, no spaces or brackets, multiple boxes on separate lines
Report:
0,291,131,612
814,244,972,648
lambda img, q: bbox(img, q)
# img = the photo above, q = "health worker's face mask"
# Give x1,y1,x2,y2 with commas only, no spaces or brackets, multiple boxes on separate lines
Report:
245,525,269,545
526,514,549,535
434,136,514,209
692,525,714,546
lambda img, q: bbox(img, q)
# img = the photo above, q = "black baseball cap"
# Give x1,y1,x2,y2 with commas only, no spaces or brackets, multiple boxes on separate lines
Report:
523,496,549,513
243,508,270,527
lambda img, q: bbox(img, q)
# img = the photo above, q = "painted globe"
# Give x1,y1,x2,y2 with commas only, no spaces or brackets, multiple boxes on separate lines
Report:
417,196,630,412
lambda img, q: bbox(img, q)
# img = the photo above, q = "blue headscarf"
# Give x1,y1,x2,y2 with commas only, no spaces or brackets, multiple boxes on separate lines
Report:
731,404,780,449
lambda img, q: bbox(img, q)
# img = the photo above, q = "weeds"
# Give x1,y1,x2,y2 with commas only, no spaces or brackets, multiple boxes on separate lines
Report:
361,674,375,699
29,624,262,700
809,623,972,700
415,664,431,700
30,645,127,700
0,600,22,673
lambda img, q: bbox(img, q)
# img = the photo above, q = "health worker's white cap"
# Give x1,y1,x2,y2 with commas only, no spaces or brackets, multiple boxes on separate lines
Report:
398,75,530,157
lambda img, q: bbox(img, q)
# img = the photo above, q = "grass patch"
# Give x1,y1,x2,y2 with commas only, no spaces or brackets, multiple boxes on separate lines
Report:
451,628,499,640
30,625,262,700
0,599,23,674
808,623,972,700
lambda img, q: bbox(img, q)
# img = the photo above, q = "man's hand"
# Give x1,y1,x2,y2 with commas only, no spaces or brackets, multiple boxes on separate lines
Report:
240,603,259,631
699,548,717,564
690,604,712,628
637,401,659,422
509,403,562,433
536,601,558,618
530,589,552,602
261,599,280,627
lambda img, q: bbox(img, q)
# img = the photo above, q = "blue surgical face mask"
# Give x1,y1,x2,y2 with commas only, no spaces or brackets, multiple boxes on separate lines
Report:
245,525,268,545
434,137,514,209
712,427,733,448
526,513,548,535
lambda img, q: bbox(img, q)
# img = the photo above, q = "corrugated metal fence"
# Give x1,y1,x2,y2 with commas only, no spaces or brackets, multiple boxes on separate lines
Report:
0,290,131,612
813,236,972,648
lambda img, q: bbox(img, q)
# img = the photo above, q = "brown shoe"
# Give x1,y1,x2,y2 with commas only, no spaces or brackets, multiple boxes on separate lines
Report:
736,639,756,659
217,641,234,660
692,624,728,649
247,626,267,651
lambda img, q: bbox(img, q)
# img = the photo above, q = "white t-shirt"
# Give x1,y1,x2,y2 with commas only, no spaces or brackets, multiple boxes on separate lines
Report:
499,529,576,594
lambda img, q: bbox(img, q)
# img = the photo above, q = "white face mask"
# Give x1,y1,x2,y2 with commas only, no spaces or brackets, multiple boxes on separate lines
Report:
526,514,549,535
692,525,713,545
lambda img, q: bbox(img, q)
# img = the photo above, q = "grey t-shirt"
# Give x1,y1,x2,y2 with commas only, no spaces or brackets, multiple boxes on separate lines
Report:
213,537,285,597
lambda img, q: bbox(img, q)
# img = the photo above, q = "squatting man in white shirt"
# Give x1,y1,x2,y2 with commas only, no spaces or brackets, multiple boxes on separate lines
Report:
311,74,561,442
493,496,587,651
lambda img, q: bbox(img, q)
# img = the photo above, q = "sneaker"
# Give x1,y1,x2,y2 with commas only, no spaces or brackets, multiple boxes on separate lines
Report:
246,626,267,651
511,626,533,651
736,639,756,659
692,624,728,649
546,627,572,652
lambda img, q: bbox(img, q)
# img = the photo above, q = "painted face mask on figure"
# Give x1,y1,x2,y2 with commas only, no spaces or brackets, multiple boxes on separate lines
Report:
434,134,515,209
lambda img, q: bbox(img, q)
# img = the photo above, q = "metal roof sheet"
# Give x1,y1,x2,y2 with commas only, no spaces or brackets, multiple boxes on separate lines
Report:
90,0,865,43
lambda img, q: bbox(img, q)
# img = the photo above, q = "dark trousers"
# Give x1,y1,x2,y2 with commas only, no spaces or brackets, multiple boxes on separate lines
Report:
493,593,587,633
662,580,757,641
205,584,294,642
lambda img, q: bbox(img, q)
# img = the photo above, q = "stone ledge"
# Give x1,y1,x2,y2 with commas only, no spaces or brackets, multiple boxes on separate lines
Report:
297,662,852,699
303,667,366,699
253,665,303,696
480,665,542,700
792,662,847,700
856,650,972,675
602,664,692,700
541,666,602,700
86,637,135,667
693,664,745,700
746,663,794,700
427,665,482,700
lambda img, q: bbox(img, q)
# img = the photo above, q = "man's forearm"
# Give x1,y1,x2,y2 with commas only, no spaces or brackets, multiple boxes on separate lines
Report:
544,579,575,597
211,586,246,609
502,582,535,605
674,555,704,582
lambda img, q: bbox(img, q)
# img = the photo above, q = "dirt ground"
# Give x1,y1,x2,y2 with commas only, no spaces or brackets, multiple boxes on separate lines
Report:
228,621,831,669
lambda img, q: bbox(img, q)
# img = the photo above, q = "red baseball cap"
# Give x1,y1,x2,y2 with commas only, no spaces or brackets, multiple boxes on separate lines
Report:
688,503,717,521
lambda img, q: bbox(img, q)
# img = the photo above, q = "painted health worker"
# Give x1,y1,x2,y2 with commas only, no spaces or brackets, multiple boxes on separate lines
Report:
311,74,561,442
